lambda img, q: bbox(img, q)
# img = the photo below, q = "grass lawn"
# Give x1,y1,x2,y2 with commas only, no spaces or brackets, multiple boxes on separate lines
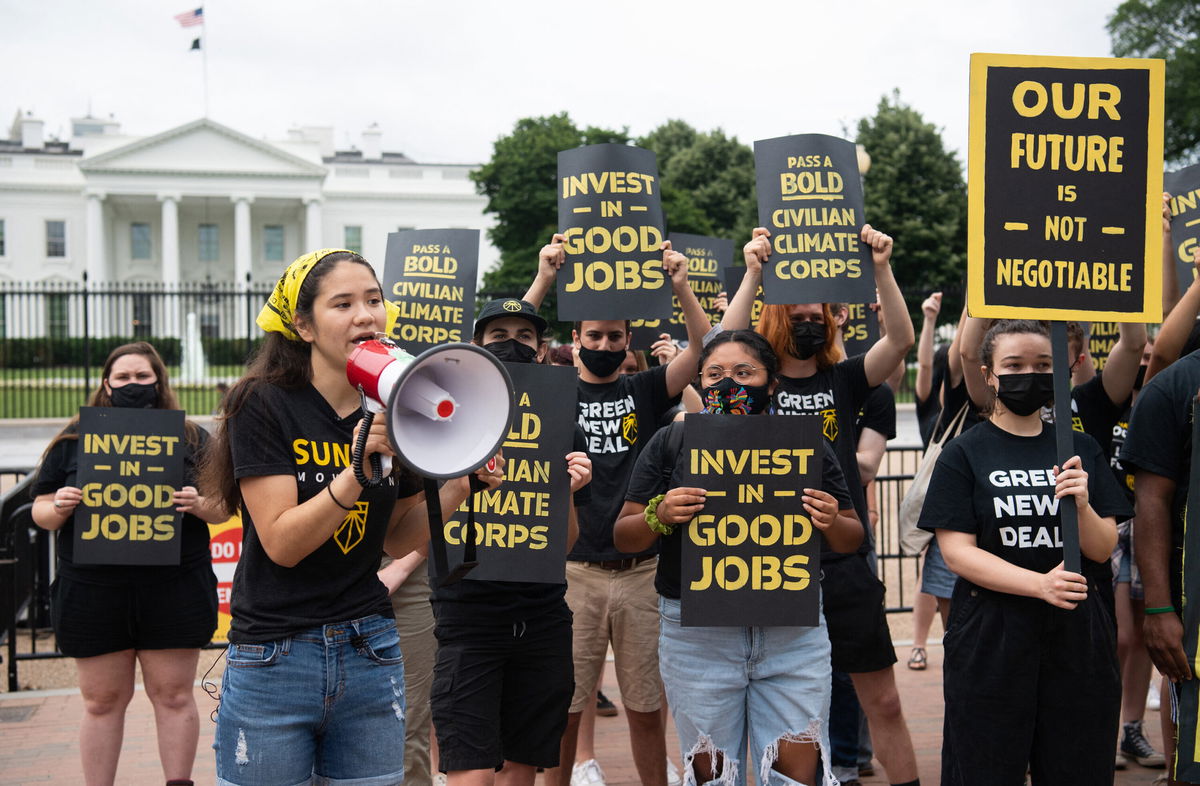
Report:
1,385,223,419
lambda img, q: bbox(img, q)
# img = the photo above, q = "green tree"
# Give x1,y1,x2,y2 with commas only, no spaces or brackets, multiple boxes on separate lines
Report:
1108,0,1200,164
855,91,968,322
471,114,628,313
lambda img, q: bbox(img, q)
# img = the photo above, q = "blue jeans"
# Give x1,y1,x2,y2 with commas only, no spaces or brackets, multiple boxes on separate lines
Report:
658,597,834,786
214,614,406,786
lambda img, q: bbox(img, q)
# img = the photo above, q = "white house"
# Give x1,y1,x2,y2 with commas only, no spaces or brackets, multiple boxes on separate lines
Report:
0,111,498,338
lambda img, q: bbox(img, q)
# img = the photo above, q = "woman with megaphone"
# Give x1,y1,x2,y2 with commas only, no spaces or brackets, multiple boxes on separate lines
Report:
201,248,504,786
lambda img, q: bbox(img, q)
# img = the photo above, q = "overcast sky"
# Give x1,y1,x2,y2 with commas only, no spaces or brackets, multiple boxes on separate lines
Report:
5,0,1122,166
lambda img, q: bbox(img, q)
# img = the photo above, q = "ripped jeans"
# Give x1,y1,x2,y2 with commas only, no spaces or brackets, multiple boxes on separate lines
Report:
214,614,407,786
658,597,834,786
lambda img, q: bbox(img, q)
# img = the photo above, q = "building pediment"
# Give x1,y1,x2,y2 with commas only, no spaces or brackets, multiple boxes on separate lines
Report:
79,118,326,179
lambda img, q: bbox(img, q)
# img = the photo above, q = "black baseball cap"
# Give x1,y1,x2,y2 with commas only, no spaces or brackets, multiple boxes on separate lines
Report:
474,298,548,337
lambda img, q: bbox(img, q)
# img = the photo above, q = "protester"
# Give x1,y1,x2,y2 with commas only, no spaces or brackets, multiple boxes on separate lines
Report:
426,297,592,786
919,319,1127,785
201,248,503,785
31,341,225,786
722,226,921,786
523,234,708,786
613,329,861,786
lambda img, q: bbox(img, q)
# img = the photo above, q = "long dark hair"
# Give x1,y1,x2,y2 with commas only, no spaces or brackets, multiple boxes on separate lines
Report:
200,251,375,512
699,330,780,381
42,342,201,461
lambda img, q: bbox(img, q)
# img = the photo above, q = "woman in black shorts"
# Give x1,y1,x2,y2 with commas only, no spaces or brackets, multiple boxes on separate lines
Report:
31,341,226,786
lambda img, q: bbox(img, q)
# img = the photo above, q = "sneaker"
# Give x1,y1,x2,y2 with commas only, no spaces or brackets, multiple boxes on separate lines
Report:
1121,720,1166,768
596,690,618,717
1115,751,1127,770
434,775,447,786
572,759,607,786
667,759,683,786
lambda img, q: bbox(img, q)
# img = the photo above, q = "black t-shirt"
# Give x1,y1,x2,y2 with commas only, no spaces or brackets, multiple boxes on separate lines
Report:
227,383,423,643
918,421,1132,576
571,364,679,562
1108,405,1135,506
1120,350,1200,576
934,374,983,444
856,383,897,442
916,345,949,448
771,354,872,559
431,429,592,624
1069,374,1127,458
32,422,213,586
625,420,854,599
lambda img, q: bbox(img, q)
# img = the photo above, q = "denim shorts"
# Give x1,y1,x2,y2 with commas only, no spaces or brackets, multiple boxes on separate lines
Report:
214,613,406,786
658,596,834,786
920,538,957,600
1111,518,1143,600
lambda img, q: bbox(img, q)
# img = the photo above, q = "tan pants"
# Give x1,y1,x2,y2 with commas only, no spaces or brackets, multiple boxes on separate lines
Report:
389,565,437,786
565,558,663,714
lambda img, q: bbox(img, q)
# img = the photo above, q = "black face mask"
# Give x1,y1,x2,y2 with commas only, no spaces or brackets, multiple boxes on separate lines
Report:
484,339,538,365
791,321,826,360
701,377,771,415
1133,364,1147,391
578,347,627,378
110,381,159,409
994,372,1054,416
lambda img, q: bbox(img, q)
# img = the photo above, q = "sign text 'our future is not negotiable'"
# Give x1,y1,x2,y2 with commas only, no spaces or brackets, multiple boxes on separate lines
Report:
968,53,1165,321
383,228,479,355
755,134,876,306
557,144,670,322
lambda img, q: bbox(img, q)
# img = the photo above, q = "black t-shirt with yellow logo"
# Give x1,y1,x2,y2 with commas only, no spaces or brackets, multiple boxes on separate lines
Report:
228,383,422,643
771,355,872,560
570,364,677,562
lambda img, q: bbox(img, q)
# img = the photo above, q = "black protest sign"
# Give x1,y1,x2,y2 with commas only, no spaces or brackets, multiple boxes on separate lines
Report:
679,414,823,627
1088,322,1119,371
721,267,764,328
74,407,185,565
1165,164,1200,294
630,233,730,349
439,363,576,583
754,134,875,306
842,303,880,357
1175,399,1200,781
967,53,1165,321
557,144,670,321
383,228,479,354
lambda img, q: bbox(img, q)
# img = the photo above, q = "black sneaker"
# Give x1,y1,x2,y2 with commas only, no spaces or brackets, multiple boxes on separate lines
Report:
1120,720,1166,768
596,691,618,717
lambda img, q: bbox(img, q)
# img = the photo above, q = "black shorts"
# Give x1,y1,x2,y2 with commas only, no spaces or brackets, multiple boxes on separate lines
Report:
431,607,574,771
821,553,897,674
51,564,218,658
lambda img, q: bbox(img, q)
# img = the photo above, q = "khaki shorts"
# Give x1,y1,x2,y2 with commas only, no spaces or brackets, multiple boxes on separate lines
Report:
565,558,663,714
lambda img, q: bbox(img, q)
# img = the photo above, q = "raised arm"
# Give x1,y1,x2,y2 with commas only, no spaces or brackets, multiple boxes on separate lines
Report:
521,233,566,309
915,292,943,403
958,315,992,410
862,225,915,386
721,228,769,332
1146,247,1200,385
1162,193,1181,317
1099,321,1147,406
663,241,711,398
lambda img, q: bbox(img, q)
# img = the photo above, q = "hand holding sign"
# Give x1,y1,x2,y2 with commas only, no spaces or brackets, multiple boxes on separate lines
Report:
539,233,567,275
663,240,689,287
651,333,680,364
173,485,206,515
1039,561,1090,610
743,228,770,273
565,451,592,493
801,488,839,531
660,487,708,526
51,486,83,517
1052,455,1089,507
861,224,894,268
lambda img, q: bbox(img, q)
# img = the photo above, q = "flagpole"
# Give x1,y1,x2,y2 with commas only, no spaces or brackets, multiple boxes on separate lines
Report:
202,26,209,118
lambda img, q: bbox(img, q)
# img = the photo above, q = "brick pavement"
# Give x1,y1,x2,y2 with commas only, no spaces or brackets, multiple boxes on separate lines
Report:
0,644,1169,785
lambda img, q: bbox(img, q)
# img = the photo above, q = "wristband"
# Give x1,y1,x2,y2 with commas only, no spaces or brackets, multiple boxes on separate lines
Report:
644,493,674,536
327,483,354,511
1145,606,1177,615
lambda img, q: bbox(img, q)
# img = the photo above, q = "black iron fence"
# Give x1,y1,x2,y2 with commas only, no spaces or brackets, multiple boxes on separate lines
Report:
0,280,273,418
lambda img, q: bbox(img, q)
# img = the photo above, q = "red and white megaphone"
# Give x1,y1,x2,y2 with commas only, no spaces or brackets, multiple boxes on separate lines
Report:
347,336,515,482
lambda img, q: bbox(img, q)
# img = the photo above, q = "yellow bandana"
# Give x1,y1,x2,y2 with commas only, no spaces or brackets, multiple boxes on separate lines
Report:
257,249,401,340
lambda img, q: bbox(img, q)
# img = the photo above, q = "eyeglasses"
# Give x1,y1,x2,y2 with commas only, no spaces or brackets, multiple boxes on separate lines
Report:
701,363,762,385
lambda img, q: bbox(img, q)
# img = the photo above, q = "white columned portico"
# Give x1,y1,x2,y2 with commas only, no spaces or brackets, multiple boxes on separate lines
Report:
304,198,322,250
233,195,254,287
158,193,181,284
84,190,108,335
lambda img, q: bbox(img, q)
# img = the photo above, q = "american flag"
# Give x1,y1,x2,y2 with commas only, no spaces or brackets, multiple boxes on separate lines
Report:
174,8,204,27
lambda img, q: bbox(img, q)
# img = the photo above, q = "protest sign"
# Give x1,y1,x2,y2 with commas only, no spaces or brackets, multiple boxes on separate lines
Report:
439,363,577,583
842,303,880,357
679,414,823,627
1088,322,1119,371
557,144,670,321
967,53,1165,321
754,134,875,306
721,266,764,328
631,233,730,349
383,228,479,354
1165,164,1200,293
1175,400,1200,782
208,513,242,642
74,407,185,565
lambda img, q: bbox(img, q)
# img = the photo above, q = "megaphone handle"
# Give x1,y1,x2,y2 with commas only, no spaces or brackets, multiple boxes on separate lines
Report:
352,409,386,488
